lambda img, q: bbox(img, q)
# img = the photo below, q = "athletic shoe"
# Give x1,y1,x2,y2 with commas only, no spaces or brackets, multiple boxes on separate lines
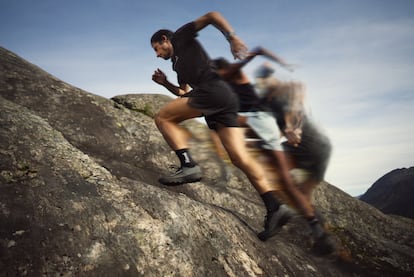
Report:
311,233,337,256
257,204,292,241
159,165,202,186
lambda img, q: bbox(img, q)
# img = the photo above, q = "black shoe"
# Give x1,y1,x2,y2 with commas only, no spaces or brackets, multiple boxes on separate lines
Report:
159,165,202,186
311,233,337,256
258,204,292,241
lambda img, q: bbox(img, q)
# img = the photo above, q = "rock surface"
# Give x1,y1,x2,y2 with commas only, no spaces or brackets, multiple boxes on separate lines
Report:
360,167,414,219
1,47,414,276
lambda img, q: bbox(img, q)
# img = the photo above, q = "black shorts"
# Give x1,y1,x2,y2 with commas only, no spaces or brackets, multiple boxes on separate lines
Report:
282,119,331,181
186,78,239,130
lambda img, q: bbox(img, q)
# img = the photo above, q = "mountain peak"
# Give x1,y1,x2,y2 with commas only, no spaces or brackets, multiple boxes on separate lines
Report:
360,167,414,219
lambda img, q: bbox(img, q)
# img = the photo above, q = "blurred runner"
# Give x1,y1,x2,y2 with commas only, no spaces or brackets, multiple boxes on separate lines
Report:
255,63,336,255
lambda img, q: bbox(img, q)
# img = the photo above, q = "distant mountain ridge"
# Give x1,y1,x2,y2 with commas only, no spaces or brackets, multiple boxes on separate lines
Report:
360,167,414,219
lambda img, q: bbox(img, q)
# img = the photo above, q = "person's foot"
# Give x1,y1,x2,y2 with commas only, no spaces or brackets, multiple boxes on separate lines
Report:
159,165,202,186
311,233,337,256
258,204,292,241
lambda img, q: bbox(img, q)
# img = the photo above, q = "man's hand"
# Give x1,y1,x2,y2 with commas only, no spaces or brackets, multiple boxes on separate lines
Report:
229,36,248,60
251,46,298,72
285,127,302,147
152,69,167,85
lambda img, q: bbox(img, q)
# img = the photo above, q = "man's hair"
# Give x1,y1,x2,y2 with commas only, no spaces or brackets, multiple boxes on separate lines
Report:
210,57,230,70
151,29,174,44
254,64,275,78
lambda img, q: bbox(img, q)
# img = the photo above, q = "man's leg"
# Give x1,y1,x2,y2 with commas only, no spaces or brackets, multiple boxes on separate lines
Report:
271,150,315,218
155,97,202,150
209,131,233,181
297,177,336,255
216,127,291,240
155,97,203,185
216,126,273,193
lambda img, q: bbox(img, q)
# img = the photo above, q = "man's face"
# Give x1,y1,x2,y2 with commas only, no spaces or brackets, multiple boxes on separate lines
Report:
152,37,173,60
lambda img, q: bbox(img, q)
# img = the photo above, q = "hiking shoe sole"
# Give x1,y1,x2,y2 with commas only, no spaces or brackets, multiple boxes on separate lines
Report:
159,166,202,186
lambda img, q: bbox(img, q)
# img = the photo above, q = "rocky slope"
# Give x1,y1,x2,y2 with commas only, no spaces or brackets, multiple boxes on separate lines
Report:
360,167,414,219
1,46,414,276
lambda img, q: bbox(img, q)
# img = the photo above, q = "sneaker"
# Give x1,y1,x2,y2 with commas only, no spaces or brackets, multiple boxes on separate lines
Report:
159,165,202,186
257,204,292,241
311,233,337,256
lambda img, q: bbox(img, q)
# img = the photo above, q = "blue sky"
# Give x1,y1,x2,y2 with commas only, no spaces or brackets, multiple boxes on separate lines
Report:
1,0,414,196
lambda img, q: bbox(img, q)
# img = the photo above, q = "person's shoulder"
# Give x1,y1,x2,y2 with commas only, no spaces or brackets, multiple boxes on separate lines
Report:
174,22,197,36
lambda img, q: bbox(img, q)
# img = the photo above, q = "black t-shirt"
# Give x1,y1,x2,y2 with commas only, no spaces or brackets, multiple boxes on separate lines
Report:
171,22,217,88
229,82,262,112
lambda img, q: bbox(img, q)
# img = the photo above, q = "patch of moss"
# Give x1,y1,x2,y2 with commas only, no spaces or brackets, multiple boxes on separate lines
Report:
136,103,154,117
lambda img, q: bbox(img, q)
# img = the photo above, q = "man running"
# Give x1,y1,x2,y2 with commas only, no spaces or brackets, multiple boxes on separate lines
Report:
150,11,289,238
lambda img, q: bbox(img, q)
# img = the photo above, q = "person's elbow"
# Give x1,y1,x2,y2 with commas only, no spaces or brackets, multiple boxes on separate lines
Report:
194,11,222,30
205,11,221,20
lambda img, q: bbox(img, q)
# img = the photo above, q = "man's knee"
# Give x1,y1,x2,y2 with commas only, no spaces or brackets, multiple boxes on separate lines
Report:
154,111,164,128
155,109,174,130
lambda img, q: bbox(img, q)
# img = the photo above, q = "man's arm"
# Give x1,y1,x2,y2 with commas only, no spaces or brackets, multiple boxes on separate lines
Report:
283,82,306,146
216,58,253,79
215,49,264,79
284,112,303,147
193,11,247,60
252,46,296,72
152,69,189,96
219,46,295,78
